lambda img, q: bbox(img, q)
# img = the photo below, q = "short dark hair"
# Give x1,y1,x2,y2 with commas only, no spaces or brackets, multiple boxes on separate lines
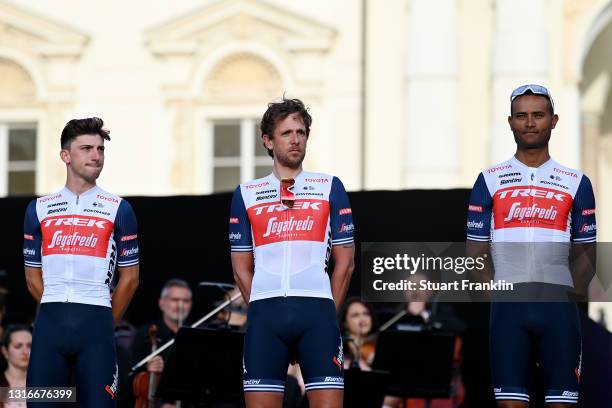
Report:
60,117,110,149
510,90,554,116
160,278,191,299
260,97,312,157
1,324,31,348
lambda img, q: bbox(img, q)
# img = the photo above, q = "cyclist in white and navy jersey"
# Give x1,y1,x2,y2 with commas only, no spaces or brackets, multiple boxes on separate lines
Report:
466,85,596,408
229,98,355,408
23,118,139,407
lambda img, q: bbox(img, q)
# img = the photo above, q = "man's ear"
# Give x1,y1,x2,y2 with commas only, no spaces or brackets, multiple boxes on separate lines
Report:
262,134,274,151
60,149,70,165
551,114,559,129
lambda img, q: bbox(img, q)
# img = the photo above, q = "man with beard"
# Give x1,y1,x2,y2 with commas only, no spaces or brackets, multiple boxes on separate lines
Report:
23,117,140,407
466,85,596,408
229,98,355,408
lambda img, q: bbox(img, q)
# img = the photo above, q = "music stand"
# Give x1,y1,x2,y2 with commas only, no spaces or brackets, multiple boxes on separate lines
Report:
344,367,389,408
156,327,244,405
372,330,455,399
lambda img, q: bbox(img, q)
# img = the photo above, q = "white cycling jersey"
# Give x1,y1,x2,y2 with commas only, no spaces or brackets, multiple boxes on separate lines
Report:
23,186,139,307
229,171,354,302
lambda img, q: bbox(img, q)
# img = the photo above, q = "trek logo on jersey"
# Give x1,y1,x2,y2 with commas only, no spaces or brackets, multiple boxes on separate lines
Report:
252,201,322,216
42,217,108,229
579,223,596,233
248,199,329,246
121,234,137,241
493,186,572,231
229,217,239,224
468,204,483,213
41,215,113,257
582,209,596,216
24,234,34,241
496,187,570,203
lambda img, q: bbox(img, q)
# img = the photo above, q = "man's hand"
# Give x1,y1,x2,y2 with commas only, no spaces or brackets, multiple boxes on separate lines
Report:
147,355,164,374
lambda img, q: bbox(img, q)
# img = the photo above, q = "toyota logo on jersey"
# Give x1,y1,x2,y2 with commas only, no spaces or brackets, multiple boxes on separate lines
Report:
494,186,572,231
248,199,329,246
41,215,114,257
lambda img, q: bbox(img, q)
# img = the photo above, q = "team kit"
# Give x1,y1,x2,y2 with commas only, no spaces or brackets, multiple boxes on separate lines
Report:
20,85,595,407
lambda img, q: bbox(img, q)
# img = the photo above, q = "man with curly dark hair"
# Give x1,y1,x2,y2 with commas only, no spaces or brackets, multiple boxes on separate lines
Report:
229,98,355,407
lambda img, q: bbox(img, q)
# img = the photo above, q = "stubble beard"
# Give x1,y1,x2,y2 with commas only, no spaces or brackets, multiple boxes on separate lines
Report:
275,150,305,169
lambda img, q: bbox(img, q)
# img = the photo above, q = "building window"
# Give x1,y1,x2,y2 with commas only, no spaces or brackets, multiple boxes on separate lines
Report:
212,119,271,192
0,123,37,196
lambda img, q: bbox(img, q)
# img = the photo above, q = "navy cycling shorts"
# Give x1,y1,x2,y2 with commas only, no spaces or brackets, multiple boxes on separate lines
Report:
490,301,581,405
27,302,118,407
243,296,344,393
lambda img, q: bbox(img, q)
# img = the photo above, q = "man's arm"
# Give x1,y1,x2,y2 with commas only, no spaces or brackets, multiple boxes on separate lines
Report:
25,267,43,303
570,243,596,299
229,185,254,303
330,244,355,311
569,175,597,299
111,265,139,322
231,252,254,303
466,241,494,284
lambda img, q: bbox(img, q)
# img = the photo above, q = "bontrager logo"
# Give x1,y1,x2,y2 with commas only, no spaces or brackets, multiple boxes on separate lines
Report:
43,217,107,228
253,201,321,215
497,188,567,202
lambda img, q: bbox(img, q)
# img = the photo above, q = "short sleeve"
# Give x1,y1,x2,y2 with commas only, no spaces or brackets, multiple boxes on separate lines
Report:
466,173,493,242
229,186,253,252
570,175,596,243
115,200,139,267
329,177,354,246
23,199,42,268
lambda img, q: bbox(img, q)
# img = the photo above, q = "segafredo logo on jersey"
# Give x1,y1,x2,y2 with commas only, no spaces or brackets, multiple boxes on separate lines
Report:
41,215,113,257
493,186,573,231
248,199,329,246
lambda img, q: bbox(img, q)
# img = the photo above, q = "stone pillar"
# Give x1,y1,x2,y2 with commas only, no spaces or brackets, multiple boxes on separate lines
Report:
491,0,550,164
404,0,458,188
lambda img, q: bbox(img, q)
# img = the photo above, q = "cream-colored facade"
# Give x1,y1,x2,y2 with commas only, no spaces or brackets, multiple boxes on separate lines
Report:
1,0,611,324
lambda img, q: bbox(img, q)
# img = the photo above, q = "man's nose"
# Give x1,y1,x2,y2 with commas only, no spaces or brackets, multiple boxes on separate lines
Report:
526,114,536,127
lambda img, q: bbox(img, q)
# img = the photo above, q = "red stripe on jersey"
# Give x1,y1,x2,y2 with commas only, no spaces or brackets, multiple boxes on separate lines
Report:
493,185,573,231
41,215,114,257
247,199,329,246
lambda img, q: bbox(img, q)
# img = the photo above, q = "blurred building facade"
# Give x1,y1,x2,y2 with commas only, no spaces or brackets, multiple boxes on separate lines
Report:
1,0,611,324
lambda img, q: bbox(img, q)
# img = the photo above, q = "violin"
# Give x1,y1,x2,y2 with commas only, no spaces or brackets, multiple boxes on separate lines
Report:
133,325,160,408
